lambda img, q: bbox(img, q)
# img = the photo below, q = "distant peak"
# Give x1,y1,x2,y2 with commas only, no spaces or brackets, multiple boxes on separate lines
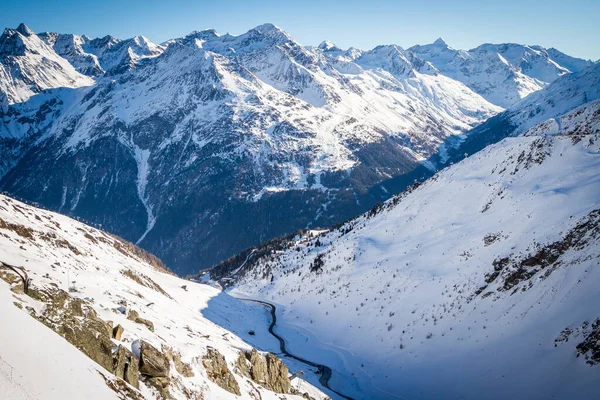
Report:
318,40,341,52
250,23,291,40
253,23,279,32
16,23,34,37
433,37,448,47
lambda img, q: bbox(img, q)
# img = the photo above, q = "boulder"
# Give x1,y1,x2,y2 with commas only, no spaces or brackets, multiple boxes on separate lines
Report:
113,324,124,340
202,347,240,395
139,340,170,378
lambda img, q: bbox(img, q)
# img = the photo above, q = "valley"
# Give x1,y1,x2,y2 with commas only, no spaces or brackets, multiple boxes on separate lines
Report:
1,14,599,400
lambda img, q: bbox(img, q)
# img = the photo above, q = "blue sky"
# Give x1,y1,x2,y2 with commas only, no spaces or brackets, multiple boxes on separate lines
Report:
1,0,599,60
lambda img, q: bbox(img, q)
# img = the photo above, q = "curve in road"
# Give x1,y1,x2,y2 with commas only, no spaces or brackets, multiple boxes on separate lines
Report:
239,298,355,400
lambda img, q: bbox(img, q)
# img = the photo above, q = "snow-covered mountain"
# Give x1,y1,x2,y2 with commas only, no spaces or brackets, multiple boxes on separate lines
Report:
410,39,594,107
0,24,94,106
0,23,595,276
217,99,600,399
39,31,165,76
0,193,329,400
0,23,502,275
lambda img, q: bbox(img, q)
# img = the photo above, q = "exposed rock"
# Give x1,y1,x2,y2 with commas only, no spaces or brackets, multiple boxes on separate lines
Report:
98,370,144,400
139,340,170,378
202,347,240,395
265,353,291,393
575,319,600,365
27,286,115,373
104,320,114,337
163,345,194,377
113,324,124,340
127,309,155,332
113,345,140,389
59,316,115,372
234,351,251,378
245,348,290,393
249,348,268,384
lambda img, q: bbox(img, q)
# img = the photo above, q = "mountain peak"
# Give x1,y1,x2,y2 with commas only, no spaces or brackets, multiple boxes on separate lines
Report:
433,37,448,47
249,23,292,41
318,40,341,52
253,22,279,32
15,23,34,37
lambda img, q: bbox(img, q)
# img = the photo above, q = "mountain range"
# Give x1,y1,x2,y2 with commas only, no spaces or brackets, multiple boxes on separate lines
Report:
1,21,599,400
0,23,597,276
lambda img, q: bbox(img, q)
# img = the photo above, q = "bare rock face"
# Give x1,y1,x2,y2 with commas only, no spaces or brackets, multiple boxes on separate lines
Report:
235,351,251,378
249,348,268,384
202,347,240,395
114,345,140,389
265,353,291,393
24,285,143,389
139,340,170,378
28,286,115,373
245,348,290,393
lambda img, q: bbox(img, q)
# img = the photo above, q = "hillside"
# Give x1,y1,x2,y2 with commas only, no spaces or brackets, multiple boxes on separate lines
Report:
0,193,328,400
220,100,600,399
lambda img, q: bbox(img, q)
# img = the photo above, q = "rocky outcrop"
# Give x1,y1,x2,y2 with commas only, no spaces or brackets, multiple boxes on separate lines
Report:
28,286,116,372
139,340,170,378
163,345,194,377
249,348,268,384
21,285,144,391
235,351,251,378
202,347,240,395
241,348,291,394
127,309,155,332
114,345,140,389
265,353,291,393
139,340,171,398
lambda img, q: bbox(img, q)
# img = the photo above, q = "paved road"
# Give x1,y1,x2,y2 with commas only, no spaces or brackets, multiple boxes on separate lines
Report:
239,298,355,400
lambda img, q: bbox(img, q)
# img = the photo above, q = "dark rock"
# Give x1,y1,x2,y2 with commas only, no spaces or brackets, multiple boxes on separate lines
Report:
139,340,170,378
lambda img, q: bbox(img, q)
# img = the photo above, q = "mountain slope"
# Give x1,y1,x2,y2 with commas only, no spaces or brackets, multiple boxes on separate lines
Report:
440,61,600,165
0,193,328,400
0,24,94,106
0,24,501,275
221,101,600,399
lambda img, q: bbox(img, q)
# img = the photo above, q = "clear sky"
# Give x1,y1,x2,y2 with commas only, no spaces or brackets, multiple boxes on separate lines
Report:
1,0,599,60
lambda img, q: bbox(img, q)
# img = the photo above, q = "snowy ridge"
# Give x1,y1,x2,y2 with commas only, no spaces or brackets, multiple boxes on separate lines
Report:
225,102,600,399
0,24,94,105
0,194,328,400
410,39,594,107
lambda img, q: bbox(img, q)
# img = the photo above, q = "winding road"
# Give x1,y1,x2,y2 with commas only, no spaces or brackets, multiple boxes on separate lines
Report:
239,298,355,400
